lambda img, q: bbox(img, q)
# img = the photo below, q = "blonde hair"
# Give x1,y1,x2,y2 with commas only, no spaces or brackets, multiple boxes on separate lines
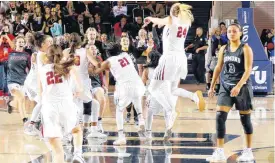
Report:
171,3,194,25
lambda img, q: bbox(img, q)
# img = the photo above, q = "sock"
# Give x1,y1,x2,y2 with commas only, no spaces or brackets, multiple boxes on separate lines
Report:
145,109,154,131
90,126,97,132
116,108,124,132
74,146,82,155
172,88,194,101
118,130,124,137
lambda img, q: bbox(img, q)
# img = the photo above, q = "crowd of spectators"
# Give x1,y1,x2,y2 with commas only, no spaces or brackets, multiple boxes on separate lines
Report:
0,1,176,96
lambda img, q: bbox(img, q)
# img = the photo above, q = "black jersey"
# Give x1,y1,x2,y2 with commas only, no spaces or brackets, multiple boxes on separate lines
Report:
7,51,31,85
222,43,250,85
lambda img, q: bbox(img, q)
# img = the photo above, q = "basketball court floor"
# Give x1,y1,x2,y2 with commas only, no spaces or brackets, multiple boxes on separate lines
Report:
0,84,274,163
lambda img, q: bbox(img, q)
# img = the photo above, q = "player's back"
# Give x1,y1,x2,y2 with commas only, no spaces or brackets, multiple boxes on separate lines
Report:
40,64,73,103
73,48,89,80
108,52,142,84
165,17,189,53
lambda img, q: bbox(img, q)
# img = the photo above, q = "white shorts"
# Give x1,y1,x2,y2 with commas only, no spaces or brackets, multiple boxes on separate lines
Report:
24,86,39,102
70,78,93,103
153,52,188,81
146,95,163,115
8,83,25,96
114,82,145,109
41,100,78,138
91,87,104,96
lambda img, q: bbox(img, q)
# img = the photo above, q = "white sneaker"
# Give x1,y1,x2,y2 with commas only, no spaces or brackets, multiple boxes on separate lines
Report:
24,124,39,136
87,131,107,139
194,91,206,112
236,148,255,162
72,153,86,163
206,148,226,162
113,136,127,146
167,111,178,130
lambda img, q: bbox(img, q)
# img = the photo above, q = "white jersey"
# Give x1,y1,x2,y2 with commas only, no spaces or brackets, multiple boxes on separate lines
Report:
36,51,44,70
164,16,190,53
24,62,38,89
108,52,142,85
73,48,90,80
39,64,73,103
162,25,169,53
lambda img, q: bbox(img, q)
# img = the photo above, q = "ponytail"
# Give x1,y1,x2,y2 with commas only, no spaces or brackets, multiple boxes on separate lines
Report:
46,44,75,77
179,4,194,23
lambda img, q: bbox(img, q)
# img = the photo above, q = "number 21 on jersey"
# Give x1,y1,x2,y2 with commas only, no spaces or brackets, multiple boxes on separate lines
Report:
118,57,130,68
177,26,187,38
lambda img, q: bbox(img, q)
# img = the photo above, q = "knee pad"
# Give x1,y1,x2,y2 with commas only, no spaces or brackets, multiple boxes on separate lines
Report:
216,111,228,139
240,114,253,134
83,102,92,115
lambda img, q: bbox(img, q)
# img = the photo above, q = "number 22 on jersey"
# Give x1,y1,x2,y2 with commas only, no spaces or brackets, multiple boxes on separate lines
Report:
177,26,187,38
46,72,63,85
118,57,130,68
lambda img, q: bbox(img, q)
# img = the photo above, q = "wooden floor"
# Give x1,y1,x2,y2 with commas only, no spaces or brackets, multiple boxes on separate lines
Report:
0,84,274,163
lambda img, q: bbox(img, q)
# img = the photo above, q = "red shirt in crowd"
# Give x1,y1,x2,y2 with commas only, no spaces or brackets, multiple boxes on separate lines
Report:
0,34,15,62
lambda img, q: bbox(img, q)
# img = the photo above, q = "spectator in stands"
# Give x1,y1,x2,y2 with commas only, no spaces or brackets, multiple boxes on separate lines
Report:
94,14,106,34
267,30,274,59
20,12,33,33
145,1,165,18
42,6,51,35
55,3,62,18
205,27,221,91
84,27,106,60
32,7,44,32
113,16,128,43
6,2,19,22
24,32,35,55
75,14,89,37
129,16,143,39
220,26,228,45
112,1,127,23
46,7,62,36
12,14,21,35
185,27,208,84
63,33,71,49
219,22,226,29
136,28,148,76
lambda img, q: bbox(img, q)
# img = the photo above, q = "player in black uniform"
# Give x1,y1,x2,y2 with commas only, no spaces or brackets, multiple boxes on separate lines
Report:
207,23,254,162
7,36,30,124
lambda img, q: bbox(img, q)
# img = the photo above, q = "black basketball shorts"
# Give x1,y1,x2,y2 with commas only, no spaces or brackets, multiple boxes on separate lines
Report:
217,82,253,111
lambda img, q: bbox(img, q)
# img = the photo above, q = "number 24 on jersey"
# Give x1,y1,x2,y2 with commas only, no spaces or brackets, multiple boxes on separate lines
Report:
177,27,187,38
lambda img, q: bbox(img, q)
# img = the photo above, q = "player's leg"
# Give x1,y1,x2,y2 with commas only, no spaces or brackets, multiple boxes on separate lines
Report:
207,83,233,162
24,102,42,136
87,98,107,139
48,138,65,163
93,87,106,133
236,85,254,162
9,86,28,123
71,125,85,162
113,88,130,145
